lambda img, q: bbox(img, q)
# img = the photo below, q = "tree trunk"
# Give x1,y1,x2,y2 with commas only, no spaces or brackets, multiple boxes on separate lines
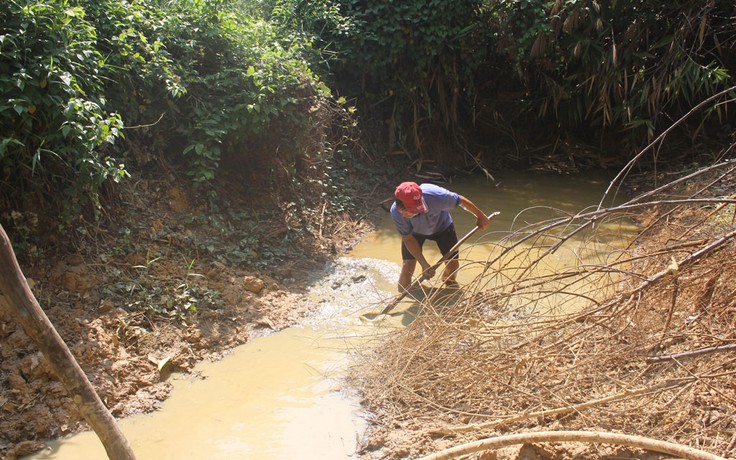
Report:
0,224,136,460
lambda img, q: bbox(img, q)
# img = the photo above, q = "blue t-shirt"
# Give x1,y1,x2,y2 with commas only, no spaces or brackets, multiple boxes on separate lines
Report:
390,183,461,236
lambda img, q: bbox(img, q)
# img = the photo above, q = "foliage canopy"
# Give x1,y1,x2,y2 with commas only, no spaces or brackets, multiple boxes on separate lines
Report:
282,0,734,164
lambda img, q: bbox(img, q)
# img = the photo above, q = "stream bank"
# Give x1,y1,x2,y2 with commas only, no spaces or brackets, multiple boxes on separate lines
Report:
5,163,733,460
6,168,627,459
0,166,385,459
1,167,611,458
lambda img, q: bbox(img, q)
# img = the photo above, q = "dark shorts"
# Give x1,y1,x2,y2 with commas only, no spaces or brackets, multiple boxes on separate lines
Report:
401,224,459,261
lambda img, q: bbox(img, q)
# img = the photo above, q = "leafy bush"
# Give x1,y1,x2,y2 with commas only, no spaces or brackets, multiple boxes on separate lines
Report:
82,0,185,125
276,0,486,160
288,0,734,164
155,2,330,183
1,0,339,233
0,0,126,224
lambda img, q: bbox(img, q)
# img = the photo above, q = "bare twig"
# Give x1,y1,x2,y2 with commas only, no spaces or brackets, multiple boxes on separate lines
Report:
599,85,736,210
647,343,736,364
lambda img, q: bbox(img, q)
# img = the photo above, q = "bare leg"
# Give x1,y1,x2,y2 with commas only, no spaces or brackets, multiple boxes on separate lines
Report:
398,259,417,292
442,258,459,284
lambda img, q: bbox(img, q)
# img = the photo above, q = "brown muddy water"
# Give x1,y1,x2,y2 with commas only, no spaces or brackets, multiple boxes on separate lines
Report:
25,171,632,460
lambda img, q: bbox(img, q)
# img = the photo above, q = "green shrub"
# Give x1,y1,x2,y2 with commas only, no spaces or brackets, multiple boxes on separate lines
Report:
1,0,338,232
487,0,733,142
287,0,734,163
281,0,487,160
0,0,126,224
158,4,329,183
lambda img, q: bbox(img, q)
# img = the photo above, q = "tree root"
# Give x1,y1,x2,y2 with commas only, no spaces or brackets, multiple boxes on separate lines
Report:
417,430,727,460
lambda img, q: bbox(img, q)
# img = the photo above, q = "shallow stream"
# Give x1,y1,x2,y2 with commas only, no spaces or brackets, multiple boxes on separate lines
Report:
26,171,628,460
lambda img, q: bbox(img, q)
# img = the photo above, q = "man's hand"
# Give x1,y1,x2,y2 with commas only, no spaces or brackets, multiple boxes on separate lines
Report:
476,213,491,229
421,262,437,280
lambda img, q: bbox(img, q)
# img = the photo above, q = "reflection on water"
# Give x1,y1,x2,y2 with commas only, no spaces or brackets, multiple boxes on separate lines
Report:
24,171,633,460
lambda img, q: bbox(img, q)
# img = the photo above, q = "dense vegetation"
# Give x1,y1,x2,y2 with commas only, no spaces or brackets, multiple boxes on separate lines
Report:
1,0,347,235
1,0,734,242
290,0,734,163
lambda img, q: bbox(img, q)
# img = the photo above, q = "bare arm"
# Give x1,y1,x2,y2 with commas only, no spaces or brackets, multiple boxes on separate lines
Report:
402,234,435,276
459,195,491,229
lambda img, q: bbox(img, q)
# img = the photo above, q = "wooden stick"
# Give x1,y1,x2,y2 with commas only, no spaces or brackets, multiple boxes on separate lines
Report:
647,343,736,363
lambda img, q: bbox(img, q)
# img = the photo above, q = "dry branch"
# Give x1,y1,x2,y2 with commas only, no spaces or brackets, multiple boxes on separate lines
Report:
433,378,695,436
0,224,136,460
351,159,736,458
599,85,736,209
647,343,736,363
417,430,727,460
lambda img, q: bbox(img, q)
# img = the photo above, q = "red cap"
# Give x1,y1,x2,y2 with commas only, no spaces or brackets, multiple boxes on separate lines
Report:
395,182,428,214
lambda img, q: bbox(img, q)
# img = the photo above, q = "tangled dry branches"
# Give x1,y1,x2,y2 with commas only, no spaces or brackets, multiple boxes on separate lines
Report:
352,159,736,459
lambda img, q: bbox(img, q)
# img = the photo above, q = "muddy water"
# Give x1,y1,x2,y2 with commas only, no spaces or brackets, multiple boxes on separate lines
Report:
26,171,625,460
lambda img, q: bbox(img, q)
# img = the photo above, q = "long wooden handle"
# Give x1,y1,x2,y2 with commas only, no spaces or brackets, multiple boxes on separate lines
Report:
380,212,499,314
